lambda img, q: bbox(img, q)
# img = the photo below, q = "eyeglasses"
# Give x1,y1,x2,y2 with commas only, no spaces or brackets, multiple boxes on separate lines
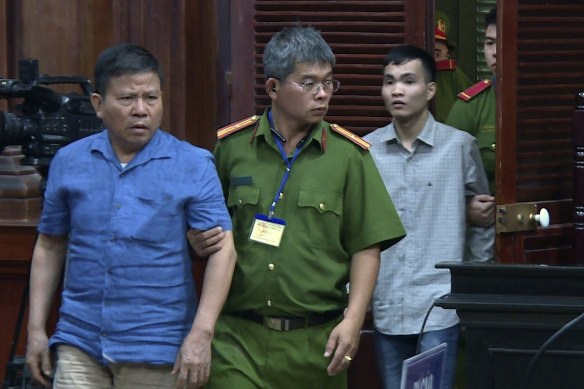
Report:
286,79,341,94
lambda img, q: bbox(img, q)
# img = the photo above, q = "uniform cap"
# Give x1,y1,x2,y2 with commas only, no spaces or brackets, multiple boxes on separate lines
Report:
435,21,457,51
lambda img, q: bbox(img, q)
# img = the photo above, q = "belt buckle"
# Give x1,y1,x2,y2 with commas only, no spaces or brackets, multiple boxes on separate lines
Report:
264,316,289,331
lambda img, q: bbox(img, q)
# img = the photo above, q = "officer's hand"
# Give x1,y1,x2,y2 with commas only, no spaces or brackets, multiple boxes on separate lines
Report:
187,227,225,257
25,329,52,387
467,194,495,227
323,318,360,376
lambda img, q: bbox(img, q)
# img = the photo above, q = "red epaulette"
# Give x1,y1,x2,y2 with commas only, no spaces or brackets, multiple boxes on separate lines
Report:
216,115,260,139
457,79,492,102
330,124,371,150
436,59,456,70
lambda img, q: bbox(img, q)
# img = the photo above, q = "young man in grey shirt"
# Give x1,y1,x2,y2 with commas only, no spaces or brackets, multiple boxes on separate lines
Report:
363,44,493,389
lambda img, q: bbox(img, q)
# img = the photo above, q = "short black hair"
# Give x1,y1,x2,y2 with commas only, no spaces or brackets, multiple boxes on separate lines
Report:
94,43,163,95
485,7,497,29
383,44,436,83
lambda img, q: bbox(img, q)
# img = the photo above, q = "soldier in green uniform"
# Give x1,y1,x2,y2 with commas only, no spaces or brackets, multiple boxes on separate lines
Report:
189,26,405,388
434,24,473,122
446,7,497,227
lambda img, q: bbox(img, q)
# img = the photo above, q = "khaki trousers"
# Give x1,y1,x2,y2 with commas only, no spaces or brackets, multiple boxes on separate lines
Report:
53,344,179,389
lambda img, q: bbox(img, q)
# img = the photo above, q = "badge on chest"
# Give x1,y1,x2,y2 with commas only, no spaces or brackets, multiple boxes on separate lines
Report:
249,214,286,247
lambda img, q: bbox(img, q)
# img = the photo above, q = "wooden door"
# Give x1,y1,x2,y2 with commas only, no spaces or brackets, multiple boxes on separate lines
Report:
496,0,584,264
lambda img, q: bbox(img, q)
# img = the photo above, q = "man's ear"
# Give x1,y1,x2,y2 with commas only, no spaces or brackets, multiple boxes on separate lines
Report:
266,78,279,97
426,81,437,102
90,93,103,119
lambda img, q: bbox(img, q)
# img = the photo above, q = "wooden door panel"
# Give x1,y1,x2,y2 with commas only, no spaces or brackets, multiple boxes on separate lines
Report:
497,0,584,264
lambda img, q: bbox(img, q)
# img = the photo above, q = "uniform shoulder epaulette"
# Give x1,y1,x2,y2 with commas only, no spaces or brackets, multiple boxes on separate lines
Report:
436,59,456,71
330,123,371,150
457,79,492,102
217,115,260,139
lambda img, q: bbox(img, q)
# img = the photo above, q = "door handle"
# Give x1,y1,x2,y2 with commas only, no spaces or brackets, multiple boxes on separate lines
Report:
496,203,550,233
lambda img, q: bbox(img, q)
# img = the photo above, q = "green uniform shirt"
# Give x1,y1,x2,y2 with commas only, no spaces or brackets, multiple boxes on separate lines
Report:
434,67,473,123
214,109,405,317
446,83,496,193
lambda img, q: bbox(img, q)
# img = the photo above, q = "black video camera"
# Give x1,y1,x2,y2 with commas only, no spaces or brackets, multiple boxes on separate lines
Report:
0,58,104,174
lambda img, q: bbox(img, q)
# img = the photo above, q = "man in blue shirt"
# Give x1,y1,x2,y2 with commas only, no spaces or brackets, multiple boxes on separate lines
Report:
25,43,236,389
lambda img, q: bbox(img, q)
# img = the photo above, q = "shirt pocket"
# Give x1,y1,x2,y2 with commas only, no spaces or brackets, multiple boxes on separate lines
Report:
298,189,342,216
227,184,260,209
296,189,343,248
131,190,179,242
227,185,260,239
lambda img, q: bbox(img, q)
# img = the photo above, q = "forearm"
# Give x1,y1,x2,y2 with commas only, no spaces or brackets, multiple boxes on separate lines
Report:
345,245,380,327
28,233,68,333
190,230,236,336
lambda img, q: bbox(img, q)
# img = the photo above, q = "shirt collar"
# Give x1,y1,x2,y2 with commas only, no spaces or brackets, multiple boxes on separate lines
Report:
385,111,437,148
253,108,327,153
90,128,169,166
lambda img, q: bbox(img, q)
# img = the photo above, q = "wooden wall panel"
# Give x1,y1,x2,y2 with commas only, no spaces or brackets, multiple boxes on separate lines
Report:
1,0,218,151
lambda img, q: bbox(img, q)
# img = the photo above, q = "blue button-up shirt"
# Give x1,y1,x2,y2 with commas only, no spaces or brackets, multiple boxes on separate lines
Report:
39,129,232,365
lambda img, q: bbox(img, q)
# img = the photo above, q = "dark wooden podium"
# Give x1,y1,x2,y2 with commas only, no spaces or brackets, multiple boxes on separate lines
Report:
435,262,584,389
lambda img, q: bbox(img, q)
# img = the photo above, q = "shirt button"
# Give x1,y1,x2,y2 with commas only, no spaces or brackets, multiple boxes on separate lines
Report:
267,300,272,307
491,143,496,151
238,199,242,206
268,263,275,270
279,192,284,200
110,236,116,241
115,203,121,209
319,203,325,210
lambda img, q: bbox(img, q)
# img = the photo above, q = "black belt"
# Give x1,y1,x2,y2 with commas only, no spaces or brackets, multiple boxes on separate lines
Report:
235,310,343,331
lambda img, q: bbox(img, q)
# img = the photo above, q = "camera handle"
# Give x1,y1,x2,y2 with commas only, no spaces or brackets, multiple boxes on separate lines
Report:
38,75,94,96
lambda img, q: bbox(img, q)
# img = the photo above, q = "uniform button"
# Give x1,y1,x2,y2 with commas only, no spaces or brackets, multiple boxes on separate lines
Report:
267,300,272,307
491,143,496,151
238,199,242,206
279,192,284,200
110,236,116,241
319,203,325,210
115,203,121,209
268,263,275,270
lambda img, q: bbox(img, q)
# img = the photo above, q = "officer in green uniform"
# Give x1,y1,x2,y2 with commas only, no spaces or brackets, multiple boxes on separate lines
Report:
446,7,497,227
446,80,495,192
189,26,405,389
434,24,473,122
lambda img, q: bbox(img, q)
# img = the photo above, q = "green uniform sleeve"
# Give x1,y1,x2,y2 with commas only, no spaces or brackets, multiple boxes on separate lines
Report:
342,149,406,254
